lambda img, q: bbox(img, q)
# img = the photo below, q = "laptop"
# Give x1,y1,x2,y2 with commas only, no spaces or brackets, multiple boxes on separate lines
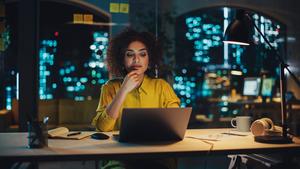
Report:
118,107,192,142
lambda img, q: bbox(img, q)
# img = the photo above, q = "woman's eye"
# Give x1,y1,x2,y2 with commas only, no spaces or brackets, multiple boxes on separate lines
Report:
126,52,134,57
139,52,147,57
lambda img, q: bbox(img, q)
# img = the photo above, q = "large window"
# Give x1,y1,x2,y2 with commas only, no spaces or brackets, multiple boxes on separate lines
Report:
175,7,286,117
0,1,291,129
1,1,111,109
39,2,110,100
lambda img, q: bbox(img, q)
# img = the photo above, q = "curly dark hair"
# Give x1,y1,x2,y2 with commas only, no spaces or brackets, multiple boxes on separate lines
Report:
106,28,162,78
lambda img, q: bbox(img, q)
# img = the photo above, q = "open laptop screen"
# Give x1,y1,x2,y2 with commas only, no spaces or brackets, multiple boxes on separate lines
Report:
119,107,192,142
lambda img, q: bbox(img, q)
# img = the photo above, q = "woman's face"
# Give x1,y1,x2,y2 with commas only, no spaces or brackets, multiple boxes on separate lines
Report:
124,41,149,75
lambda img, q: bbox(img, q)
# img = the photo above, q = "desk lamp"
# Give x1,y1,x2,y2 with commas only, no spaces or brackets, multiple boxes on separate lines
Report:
223,9,300,144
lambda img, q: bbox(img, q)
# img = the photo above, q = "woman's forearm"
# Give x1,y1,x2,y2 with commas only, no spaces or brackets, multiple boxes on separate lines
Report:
106,71,142,119
106,87,128,119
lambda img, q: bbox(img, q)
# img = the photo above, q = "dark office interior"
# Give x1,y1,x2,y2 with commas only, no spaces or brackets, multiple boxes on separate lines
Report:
0,0,300,169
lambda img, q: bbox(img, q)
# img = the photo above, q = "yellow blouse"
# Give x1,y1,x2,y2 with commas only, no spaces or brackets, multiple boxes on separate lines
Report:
92,75,180,132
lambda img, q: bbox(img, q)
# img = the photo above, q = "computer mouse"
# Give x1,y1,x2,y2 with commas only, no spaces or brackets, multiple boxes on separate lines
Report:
91,132,110,140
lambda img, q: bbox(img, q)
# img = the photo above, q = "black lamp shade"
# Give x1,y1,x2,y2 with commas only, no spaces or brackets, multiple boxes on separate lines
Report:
223,10,252,46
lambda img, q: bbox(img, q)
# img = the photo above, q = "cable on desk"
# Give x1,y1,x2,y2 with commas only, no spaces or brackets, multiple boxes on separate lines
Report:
185,136,219,142
185,136,215,151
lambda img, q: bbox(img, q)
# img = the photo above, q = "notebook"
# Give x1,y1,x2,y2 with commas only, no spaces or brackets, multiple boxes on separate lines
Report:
118,107,192,142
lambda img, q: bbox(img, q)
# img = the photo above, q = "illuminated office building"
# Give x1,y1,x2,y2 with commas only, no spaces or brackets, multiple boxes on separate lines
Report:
58,31,109,101
175,8,286,113
40,31,109,101
39,39,57,100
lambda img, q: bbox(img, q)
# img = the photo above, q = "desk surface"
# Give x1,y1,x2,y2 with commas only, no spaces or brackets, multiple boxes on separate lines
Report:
1,128,300,162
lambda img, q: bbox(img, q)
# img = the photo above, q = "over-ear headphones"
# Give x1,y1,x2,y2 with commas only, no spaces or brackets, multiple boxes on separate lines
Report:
250,118,274,136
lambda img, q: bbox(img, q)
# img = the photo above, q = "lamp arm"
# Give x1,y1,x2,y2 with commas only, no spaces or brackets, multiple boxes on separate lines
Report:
245,13,300,139
245,14,300,88
245,14,285,64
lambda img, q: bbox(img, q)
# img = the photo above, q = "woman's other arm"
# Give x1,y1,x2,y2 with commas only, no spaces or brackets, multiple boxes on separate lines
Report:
92,84,116,131
161,80,181,108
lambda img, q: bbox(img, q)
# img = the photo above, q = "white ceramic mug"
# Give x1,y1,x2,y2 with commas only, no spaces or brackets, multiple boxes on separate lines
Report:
250,118,274,136
231,116,252,132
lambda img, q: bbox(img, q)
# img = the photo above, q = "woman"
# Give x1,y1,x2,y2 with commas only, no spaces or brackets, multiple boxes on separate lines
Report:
92,28,180,169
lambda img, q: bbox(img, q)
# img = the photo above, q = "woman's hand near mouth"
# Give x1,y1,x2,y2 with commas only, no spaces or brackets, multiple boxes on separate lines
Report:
121,70,143,93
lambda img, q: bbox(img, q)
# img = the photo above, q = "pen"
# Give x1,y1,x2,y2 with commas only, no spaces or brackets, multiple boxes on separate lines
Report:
67,132,81,136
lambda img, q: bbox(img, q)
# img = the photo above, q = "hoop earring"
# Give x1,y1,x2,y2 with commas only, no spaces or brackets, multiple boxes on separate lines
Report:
121,66,127,76
155,64,158,78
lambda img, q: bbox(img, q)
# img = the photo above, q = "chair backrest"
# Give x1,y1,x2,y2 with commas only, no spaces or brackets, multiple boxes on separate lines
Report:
58,99,98,125
11,99,98,128
38,99,59,125
11,99,59,125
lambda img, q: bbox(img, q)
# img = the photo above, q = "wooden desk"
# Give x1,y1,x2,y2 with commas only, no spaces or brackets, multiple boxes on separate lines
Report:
1,129,300,162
